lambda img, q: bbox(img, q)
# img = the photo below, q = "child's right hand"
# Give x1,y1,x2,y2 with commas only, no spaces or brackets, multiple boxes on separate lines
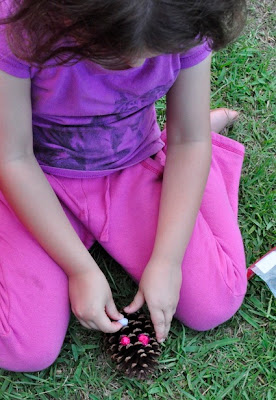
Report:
69,266,124,333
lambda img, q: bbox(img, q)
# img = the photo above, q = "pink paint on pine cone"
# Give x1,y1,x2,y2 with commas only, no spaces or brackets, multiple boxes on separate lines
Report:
120,336,131,346
138,334,150,346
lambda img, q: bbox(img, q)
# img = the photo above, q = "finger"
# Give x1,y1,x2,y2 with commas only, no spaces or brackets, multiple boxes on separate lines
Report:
91,312,123,333
78,318,99,330
105,299,124,321
164,310,173,339
124,290,145,314
149,308,166,343
79,311,122,333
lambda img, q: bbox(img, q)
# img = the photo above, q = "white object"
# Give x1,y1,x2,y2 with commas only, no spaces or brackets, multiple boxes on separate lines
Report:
255,251,276,274
252,250,276,297
118,318,129,326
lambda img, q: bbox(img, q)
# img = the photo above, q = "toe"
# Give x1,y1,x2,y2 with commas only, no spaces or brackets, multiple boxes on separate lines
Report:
210,108,239,133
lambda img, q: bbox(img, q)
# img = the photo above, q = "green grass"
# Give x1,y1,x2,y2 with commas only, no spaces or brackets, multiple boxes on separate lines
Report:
1,1,275,399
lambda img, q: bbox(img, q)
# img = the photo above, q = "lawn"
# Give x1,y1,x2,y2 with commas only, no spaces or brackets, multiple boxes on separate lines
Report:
0,1,275,399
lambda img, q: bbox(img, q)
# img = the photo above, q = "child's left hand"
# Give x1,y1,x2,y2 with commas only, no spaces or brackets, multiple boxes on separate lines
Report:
124,260,182,343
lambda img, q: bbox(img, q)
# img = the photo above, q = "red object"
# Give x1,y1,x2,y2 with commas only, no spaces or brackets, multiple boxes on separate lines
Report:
138,334,150,346
247,267,255,280
247,246,276,280
120,336,131,346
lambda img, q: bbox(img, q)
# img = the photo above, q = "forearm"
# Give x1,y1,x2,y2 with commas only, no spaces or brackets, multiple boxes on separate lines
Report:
151,136,212,265
0,155,98,276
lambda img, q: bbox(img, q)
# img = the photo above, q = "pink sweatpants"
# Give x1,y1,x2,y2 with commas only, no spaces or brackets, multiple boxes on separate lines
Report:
0,131,247,372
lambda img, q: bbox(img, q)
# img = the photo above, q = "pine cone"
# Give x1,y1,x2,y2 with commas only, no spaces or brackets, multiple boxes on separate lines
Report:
104,312,161,380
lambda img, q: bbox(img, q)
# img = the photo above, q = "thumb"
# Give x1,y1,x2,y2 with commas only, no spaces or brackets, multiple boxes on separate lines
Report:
124,290,145,314
106,299,124,321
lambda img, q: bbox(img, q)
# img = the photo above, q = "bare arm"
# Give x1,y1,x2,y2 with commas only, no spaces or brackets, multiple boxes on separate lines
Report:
151,53,212,264
125,54,212,341
0,70,122,332
0,70,97,275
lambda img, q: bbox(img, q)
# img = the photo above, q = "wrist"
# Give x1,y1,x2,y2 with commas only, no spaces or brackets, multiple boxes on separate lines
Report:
148,251,182,269
66,256,100,278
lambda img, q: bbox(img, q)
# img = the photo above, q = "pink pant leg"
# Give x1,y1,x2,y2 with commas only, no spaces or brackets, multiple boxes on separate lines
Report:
0,175,94,372
176,132,247,330
96,132,247,331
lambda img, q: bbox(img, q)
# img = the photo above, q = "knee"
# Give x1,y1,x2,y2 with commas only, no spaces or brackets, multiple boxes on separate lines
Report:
176,254,248,331
176,291,246,332
0,333,63,372
20,345,61,372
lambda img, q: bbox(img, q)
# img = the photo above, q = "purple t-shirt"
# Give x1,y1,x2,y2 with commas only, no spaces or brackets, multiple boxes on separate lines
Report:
0,13,211,177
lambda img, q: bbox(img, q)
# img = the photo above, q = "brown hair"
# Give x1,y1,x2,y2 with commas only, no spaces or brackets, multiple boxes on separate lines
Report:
0,0,247,68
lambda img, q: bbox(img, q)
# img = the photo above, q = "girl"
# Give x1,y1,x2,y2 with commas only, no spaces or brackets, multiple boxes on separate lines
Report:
0,0,247,372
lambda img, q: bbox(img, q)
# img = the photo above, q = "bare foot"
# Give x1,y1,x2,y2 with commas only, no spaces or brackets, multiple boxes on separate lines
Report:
210,108,239,133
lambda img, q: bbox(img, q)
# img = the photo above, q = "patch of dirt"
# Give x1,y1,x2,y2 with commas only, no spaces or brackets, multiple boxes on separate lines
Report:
247,0,275,48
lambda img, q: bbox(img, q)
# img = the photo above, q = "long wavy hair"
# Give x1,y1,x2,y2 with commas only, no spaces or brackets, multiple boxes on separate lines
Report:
0,0,247,68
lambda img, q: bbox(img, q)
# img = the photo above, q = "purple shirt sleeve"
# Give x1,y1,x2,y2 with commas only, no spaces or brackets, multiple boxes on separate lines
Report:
180,41,212,69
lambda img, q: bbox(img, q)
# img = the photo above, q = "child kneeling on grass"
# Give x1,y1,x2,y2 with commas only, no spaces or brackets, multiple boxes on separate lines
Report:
0,0,247,372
